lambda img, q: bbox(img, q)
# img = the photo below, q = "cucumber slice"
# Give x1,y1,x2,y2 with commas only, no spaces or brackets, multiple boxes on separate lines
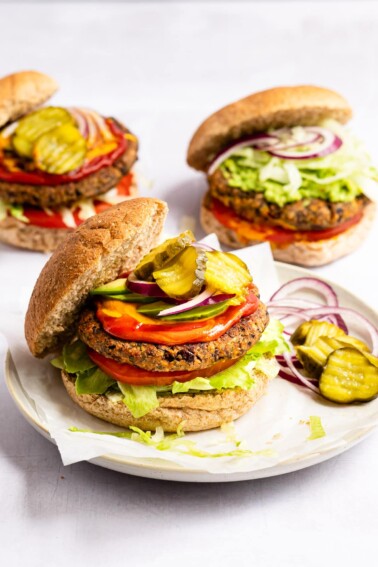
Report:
134,231,195,281
90,278,128,295
153,246,207,299
319,347,378,403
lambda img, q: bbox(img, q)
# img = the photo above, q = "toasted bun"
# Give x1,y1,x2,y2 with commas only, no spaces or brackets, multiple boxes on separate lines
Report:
61,356,277,432
0,183,139,253
0,70,58,127
25,198,168,358
201,197,376,267
187,85,352,171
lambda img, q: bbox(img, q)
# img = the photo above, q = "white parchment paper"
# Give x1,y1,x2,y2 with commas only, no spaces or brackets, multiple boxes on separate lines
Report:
3,239,378,473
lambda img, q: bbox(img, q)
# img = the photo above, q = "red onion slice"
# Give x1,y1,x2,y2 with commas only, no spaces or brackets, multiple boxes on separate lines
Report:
270,277,339,306
207,134,279,175
157,289,235,317
283,352,320,393
68,107,89,139
268,127,342,160
127,272,168,298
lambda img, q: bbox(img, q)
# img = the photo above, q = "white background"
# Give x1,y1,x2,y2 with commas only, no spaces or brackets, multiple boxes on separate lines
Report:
0,2,378,566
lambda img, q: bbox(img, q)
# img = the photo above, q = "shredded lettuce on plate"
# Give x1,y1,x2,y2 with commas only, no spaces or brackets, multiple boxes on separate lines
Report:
307,416,326,440
219,120,378,207
69,424,274,459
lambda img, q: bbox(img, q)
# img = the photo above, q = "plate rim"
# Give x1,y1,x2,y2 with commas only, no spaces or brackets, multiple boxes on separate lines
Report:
4,261,378,481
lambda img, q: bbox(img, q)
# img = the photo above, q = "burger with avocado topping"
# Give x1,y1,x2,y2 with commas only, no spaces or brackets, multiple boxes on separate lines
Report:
0,70,138,252
25,198,285,432
187,85,377,266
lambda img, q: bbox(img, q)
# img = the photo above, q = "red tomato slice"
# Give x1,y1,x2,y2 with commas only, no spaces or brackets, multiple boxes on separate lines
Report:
96,288,259,346
20,172,134,229
88,348,239,386
211,197,363,246
0,119,127,185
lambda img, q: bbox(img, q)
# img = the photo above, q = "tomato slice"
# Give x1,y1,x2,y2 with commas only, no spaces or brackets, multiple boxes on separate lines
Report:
19,172,134,229
96,288,259,345
88,348,239,386
211,197,363,246
0,119,127,185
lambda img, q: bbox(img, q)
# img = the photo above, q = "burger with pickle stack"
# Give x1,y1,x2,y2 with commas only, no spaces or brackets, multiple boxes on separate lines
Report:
0,70,138,252
25,198,286,432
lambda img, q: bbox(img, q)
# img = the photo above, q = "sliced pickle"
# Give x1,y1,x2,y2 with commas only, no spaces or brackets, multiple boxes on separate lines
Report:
290,321,313,346
34,124,86,174
90,278,128,295
134,231,195,281
319,347,378,403
153,246,207,299
297,336,370,380
291,320,345,347
205,251,252,296
12,107,74,158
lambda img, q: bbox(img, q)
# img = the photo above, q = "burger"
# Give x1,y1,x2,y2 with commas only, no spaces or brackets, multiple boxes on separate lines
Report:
0,70,138,252
25,198,284,432
187,85,377,266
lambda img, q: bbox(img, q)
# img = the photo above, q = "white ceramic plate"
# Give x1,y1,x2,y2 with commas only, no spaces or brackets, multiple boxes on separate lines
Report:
5,262,378,482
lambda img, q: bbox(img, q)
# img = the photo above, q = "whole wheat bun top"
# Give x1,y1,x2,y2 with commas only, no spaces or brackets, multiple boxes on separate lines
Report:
187,85,352,171
0,70,58,128
25,198,168,358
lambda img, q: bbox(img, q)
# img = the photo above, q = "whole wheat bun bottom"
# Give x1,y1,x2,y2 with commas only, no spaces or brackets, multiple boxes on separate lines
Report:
201,196,376,267
62,357,277,432
0,186,139,253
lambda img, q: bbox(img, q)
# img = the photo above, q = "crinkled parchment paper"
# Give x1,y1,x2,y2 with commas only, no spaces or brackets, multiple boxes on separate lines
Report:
3,238,378,472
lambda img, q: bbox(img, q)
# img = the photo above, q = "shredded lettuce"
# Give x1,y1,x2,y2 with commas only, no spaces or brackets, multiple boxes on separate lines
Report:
219,120,378,207
69,424,274,459
307,416,326,440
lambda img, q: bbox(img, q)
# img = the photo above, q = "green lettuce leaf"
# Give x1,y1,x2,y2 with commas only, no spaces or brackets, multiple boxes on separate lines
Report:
76,367,116,395
62,341,96,373
118,383,159,418
219,120,378,207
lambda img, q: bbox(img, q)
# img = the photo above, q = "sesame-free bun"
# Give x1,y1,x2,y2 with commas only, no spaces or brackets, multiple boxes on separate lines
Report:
201,196,376,267
61,356,277,432
25,198,168,358
0,70,58,128
187,85,352,171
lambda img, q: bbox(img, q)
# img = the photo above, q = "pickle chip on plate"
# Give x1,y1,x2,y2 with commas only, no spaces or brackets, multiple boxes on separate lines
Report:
319,347,378,403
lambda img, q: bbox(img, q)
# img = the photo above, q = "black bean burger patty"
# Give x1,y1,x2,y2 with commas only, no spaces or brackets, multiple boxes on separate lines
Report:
78,301,269,372
0,123,138,208
209,169,370,231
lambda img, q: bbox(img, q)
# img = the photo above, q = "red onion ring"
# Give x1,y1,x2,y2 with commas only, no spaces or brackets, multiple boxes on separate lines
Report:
127,272,168,298
270,277,339,306
157,289,235,317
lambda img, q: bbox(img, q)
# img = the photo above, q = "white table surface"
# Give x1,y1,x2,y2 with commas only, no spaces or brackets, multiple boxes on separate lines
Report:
1,2,378,566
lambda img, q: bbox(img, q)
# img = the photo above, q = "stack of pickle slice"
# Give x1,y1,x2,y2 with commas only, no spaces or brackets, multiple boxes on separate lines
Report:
11,107,87,174
291,321,378,403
